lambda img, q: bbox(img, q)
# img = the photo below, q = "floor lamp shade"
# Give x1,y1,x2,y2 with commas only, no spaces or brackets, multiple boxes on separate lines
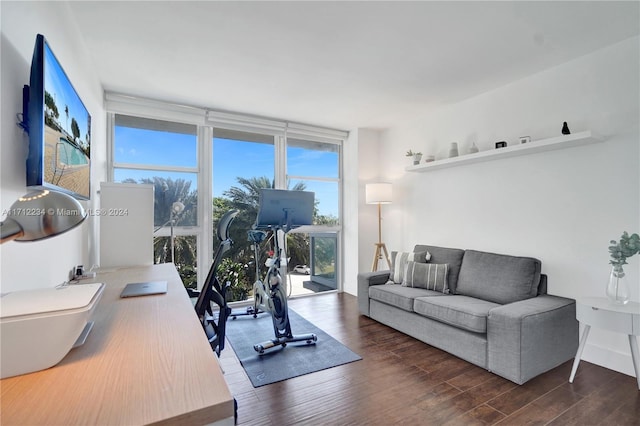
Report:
365,183,392,205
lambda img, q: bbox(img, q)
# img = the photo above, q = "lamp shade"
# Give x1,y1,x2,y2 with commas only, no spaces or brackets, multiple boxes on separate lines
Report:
366,183,392,204
0,190,86,244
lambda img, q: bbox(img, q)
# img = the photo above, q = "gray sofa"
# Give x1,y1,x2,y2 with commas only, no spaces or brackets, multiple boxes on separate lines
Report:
358,244,579,385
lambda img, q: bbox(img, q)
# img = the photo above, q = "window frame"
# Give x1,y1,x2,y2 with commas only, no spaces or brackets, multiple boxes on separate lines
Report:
285,132,342,227
108,112,204,287
106,94,347,291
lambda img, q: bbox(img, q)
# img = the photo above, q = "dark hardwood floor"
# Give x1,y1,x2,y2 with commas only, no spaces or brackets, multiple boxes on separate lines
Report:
219,293,640,425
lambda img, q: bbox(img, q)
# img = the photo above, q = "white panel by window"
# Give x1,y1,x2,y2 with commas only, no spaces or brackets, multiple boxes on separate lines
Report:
99,182,154,268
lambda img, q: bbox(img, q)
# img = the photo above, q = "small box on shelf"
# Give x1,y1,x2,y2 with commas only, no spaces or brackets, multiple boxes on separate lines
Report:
405,131,601,173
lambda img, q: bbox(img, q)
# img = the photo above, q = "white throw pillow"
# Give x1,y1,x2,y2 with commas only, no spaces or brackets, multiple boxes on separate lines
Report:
391,250,431,284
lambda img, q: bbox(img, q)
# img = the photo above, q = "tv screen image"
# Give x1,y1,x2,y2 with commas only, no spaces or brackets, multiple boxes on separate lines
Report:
254,189,314,230
27,34,91,200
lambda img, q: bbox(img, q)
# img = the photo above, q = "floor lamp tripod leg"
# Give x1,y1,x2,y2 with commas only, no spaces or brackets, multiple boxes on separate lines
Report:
372,243,390,272
371,244,382,271
381,243,391,270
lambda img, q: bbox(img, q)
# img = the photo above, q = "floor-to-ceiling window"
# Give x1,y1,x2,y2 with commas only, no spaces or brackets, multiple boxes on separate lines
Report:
286,136,341,294
209,127,343,301
211,129,276,301
107,96,346,297
110,114,200,289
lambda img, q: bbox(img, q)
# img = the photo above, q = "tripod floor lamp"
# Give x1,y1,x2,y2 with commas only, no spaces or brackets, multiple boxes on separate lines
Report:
366,183,392,271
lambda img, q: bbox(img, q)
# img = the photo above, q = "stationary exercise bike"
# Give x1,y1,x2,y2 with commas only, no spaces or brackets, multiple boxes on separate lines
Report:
236,189,318,354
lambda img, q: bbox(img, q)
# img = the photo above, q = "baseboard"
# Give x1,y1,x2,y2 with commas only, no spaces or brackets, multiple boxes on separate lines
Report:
582,341,637,377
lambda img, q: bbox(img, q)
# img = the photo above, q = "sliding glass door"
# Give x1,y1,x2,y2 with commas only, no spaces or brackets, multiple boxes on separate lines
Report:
309,232,338,291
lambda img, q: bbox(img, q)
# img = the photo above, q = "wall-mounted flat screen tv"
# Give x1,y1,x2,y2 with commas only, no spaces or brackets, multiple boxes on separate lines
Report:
26,34,91,200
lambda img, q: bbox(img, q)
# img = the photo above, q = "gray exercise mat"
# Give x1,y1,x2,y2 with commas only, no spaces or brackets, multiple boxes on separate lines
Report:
225,308,361,387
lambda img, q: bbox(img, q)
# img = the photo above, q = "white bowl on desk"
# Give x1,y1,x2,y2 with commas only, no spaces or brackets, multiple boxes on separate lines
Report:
0,283,105,379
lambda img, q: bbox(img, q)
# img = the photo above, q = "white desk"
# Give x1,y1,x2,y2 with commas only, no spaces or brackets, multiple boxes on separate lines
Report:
0,263,235,425
569,297,640,389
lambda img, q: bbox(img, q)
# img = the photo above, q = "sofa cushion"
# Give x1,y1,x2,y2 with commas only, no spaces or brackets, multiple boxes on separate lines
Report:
369,284,445,312
456,250,542,304
414,245,465,294
391,251,430,283
402,262,449,293
538,274,548,295
413,295,500,333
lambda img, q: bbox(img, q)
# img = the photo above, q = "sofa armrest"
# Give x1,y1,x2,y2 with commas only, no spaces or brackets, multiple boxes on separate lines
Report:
357,270,391,316
487,295,578,384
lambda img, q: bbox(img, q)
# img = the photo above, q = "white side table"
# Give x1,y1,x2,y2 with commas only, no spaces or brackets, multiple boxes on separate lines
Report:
569,297,640,389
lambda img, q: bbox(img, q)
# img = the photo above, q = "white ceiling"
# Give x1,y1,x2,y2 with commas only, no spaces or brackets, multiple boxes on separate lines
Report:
67,1,639,130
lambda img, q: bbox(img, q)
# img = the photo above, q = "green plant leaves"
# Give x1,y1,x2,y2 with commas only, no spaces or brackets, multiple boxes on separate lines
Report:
609,231,640,268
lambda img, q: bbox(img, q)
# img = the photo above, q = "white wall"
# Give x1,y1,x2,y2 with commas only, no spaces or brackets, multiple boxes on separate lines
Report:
343,128,386,295
376,36,640,376
1,2,105,292
357,129,388,274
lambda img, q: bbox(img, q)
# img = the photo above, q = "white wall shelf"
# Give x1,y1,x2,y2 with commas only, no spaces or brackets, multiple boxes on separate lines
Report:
405,131,602,173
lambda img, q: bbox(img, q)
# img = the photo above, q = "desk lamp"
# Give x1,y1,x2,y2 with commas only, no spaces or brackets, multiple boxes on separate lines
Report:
1,189,86,243
366,183,392,271
0,189,104,380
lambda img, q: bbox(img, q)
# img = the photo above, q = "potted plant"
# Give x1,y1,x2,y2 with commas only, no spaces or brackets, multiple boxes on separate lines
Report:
406,150,423,165
607,231,640,304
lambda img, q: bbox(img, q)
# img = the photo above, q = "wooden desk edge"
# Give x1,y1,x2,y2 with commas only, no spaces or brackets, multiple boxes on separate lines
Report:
0,263,235,425
151,401,235,426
